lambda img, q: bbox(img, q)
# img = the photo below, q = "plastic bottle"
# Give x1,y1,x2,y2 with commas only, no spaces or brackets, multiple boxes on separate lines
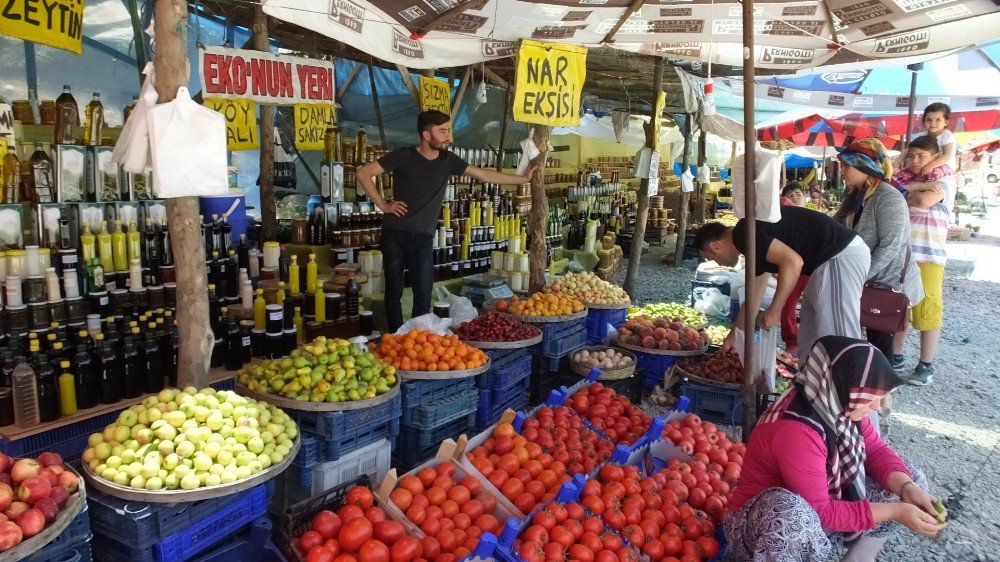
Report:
112,219,128,272
126,220,142,265
306,253,318,293
84,93,104,146
1,146,20,204
95,334,119,404
54,85,79,145
12,363,40,428
33,352,58,422
143,217,158,268
121,334,142,399
141,328,163,393
159,218,173,266
288,256,300,296
73,344,96,409
211,214,223,257
226,251,239,299
29,144,54,197
220,214,232,256
241,278,253,309
254,289,266,330
293,306,303,345
315,287,326,323
277,282,286,306
88,257,105,293
97,221,114,275
58,361,76,416
345,277,360,317
224,317,242,371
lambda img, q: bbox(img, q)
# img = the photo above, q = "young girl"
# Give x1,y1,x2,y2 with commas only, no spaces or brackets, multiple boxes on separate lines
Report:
917,102,956,178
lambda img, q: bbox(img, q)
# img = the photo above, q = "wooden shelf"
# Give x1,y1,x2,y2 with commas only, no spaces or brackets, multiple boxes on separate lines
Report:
14,123,122,146
0,368,237,442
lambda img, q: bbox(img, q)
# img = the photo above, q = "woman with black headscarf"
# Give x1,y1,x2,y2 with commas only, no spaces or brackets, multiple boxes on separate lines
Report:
723,336,945,561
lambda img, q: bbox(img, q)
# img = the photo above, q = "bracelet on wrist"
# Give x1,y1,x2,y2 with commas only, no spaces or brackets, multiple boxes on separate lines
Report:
899,480,917,496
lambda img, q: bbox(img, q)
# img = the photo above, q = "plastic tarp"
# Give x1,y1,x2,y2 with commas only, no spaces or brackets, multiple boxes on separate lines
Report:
262,0,1000,71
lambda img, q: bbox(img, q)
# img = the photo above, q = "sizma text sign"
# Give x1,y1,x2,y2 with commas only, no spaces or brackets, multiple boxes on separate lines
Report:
198,46,336,106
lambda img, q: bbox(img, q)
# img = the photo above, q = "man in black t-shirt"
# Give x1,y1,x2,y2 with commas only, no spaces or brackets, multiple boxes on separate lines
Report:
694,206,871,357
357,110,538,332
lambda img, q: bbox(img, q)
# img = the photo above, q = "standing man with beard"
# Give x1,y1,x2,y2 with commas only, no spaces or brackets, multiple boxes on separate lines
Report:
358,110,539,333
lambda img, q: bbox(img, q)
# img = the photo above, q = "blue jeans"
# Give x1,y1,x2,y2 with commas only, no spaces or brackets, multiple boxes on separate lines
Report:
381,228,434,333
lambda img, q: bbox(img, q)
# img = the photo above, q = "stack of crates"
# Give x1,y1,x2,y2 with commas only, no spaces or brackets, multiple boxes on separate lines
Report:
24,505,92,562
583,307,628,346
529,316,586,406
88,482,270,561
394,377,478,471
474,348,531,431
273,392,401,509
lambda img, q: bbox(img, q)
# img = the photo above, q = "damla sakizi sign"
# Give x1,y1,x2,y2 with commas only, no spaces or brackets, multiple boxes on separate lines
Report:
513,40,587,127
198,46,336,105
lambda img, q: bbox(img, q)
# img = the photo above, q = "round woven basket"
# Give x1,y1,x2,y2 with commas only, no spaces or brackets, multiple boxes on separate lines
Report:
569,346,637,380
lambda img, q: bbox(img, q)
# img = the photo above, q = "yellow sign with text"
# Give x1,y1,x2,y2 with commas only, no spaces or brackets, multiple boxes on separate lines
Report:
419,77,451,114
204,98,258,151
0,0,85,55
513,40,586,127
293,103,337,151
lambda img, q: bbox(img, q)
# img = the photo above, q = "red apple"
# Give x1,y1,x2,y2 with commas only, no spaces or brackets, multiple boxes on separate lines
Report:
0,475,10,488
35,453,62,468
48,486,69,509
10,460,40,485
33,498,58,523
0,454,12,474
0,514,6,523
0,520,22,551
17,476,52,505
3,502,29,521
38,468,59,487
57,472,79,493
15,509,44,538
0,484,12,512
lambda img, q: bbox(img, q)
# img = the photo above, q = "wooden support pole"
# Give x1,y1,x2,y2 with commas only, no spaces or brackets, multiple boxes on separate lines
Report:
496,87,512,171
624,57,663,298
369,59,387,149
528,125,551,293
673,113,692,265
396,64,421,106
423,69,436,78
452,66,473,119
601,0,647,44
156,0,211,389
255,6,277,242
742,0,759,439
338,62,363,98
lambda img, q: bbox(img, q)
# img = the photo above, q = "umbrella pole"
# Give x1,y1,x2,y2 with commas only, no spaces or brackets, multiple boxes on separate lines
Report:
741,0,758,440
672,113,692,265
904,63,923,149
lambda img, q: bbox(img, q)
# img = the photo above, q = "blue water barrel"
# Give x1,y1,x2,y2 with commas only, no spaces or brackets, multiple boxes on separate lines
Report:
200,195,247,242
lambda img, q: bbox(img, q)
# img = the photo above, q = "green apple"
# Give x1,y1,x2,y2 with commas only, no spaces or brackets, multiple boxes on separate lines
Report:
216,450,233,466
165,411,186,428
219,402,234,418
113,426,131,444
194,406,210,423
163,453,179,471
103,426,118,443
95,443,112,460
155,424,177,442
101,467,117,481
205,474,221,487
137,410,149,426
247,460,263,474
173,464,191,479
111,445,125,458
130,475,146,489
176,441,196,458
204,442,221,460
158,440,175,456
106,456,122,469
180,473,200,490
83,449,96,464
124,439,140,451
135,428,154,445
88,433,105,447
120,450,135,464
247,438,264,454
129,424,148,440
193,454,213,472
258,454,272,469
197,472,209,486
269,452,283,465
88,458,100,471
164,474,180,489
147,407,162,423
235,451,256,467
141,463,160,480
218,426,234,439
220,469,237,484
235,466,251,480
260,431,275,445
209,463,225,476
145,477,163,490
114,471,130,486
205,413,224,431
118,410,139,428
158,388,178,403
124,462,142,479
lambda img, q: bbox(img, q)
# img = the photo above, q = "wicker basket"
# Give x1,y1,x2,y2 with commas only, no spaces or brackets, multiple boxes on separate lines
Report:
569,346,637,380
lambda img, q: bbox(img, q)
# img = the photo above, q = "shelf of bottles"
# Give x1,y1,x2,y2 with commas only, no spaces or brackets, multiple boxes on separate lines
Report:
562,173,638,253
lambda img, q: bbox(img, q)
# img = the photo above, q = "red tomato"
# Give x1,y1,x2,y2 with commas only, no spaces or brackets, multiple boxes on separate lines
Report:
549,525,575,548
523,525,549,545
661,534,683,556
332,555,358,562
595,550,619,562
436,529,458,552
420,517,442,536
357,540,389,562
324,539,341,557
622,524,645,548
460,499,485,521
364,507,386,524
696,536,721,558
389,536,423,562
680,517,704,541
346,486,374,509
600,464,624,482
373,520,405,546
300,531,324,552
406,505,426,525
339,517,374,552
389,488,413,511
306,545,334,562
688,488,707,509
312,511,342,541
582,517,604,535
642,539,666,561
568,544,595,562
338,505,365,523
543,541,568,561
420,536,441,560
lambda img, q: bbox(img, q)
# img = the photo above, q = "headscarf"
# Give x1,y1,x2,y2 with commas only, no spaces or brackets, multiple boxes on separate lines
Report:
837,139,895,222
758,336,906,502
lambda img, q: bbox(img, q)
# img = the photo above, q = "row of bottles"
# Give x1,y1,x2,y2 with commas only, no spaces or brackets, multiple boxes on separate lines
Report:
54,86,105,147
6,311,179,427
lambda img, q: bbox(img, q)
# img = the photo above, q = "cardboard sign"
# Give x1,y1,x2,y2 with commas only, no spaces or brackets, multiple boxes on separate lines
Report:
203,98,258,151
648,151,661,196
294,103,337,151
419,76,451,114
199,46,336,105
513,40,586,127
0,0,84,54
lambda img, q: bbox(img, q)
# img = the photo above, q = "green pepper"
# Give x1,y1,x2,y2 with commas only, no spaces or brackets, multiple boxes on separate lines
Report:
933,499,947,523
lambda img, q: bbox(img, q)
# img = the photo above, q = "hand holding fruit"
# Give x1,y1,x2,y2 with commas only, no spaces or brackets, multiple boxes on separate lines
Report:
893,502,947,537
899,481,938,520
720,330,737,354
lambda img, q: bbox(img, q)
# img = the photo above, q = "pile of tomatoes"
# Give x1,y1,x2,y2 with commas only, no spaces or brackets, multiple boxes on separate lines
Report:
580,464,722,561
466,421,573,515
385,461,506,562
568,384,653,445
522,406,616,475
514,500,644,562
293,486,424,562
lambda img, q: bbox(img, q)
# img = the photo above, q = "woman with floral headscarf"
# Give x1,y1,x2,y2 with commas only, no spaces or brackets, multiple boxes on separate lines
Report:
833,139,923,361
724,336,945,561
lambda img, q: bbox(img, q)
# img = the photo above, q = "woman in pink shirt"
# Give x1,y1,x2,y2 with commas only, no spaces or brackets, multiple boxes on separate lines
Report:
723,336,946,561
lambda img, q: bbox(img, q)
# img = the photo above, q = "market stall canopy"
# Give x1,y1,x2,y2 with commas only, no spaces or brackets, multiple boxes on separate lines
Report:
261,0,1000,71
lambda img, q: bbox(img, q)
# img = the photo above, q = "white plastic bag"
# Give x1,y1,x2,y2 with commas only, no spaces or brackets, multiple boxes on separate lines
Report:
734,327,779,391
680,168,695,193
113,62,158,173
395,313,451,336
434,285,478,328
692,287,730,318
731,142,782,223
515,129,553,176
148,87,228,198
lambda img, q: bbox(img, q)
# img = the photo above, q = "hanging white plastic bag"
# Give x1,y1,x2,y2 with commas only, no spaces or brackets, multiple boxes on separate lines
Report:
680,168,695,193
148,86,228,198
434,285,478,328
113,62,158,173
692,287,730,318
515,128,553,176
734,327,779,391
731,142,782,223
395,313,451,336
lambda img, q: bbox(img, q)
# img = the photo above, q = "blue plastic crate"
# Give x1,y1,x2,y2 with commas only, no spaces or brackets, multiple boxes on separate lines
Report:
402,387,479,429
154,486,268,562
192,518,284,562
321,417,400,462
293,435,320,468
290,391,401,440
476,386,529,430
480,346,519,368
476,354,532,390
0,410,119,465
396,412,476,468
536,317,586,341
210,377,236,392
584,307,628,345
680,381,743,425
23,505,92,562
539,326,586,358
88,482,269,553
634,348,681,388
401,377,477,409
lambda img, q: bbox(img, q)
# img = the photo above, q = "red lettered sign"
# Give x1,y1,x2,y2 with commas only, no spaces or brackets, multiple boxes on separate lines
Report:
199,46,335,105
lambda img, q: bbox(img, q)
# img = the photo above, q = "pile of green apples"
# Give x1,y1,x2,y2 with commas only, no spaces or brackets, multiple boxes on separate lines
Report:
238,336,397,403
82,387,297,491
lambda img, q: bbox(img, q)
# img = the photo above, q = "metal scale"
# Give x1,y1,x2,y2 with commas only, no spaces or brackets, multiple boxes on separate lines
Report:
460,273,514,309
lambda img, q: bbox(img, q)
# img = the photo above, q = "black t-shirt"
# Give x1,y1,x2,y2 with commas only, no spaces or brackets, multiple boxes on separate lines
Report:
377,147,469,235
732,206,857,276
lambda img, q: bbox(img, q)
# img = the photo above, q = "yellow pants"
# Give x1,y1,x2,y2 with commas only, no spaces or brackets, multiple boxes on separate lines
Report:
911,263,944,331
